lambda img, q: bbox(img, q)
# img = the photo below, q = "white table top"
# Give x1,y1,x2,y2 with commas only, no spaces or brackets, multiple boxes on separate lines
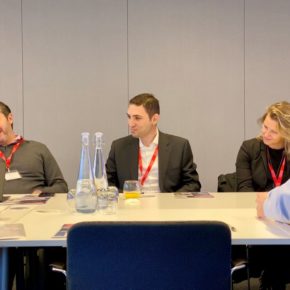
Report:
1,192,290,247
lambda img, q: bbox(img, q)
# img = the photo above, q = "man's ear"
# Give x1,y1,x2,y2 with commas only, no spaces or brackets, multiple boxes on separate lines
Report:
7,113,14,127
151,113,160,125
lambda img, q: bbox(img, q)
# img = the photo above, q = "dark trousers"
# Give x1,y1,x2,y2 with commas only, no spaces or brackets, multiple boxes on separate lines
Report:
8,247,66,290
249,245,290,289
232,245,290,289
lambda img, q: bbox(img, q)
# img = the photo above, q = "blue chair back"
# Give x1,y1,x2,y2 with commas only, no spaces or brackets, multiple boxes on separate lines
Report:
67,221,231,290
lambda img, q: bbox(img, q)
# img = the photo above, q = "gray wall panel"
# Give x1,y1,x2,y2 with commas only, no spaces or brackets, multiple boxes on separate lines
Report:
22,0,128,188
2,0,290,192
128,0,245,191
0,0,23,134
245,0,290,138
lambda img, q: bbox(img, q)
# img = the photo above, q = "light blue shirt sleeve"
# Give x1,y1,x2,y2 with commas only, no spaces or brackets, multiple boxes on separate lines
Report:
264,179,290,223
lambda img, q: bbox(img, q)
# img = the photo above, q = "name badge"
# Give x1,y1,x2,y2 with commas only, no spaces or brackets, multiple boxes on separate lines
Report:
5,170,22,181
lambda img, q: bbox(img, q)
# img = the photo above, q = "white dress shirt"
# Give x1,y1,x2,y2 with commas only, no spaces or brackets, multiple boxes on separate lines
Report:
138,130,160,193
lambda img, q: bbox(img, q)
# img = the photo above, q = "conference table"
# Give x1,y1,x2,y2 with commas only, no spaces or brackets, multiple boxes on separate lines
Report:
1,192,290,289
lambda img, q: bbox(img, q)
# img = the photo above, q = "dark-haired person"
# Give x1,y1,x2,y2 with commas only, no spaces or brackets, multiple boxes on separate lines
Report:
106,93,201,193
0,101,68,194
236,101,290,290
0,101,68,290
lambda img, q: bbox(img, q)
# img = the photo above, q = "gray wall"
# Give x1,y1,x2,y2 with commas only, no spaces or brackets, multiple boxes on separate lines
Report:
1,0,290,192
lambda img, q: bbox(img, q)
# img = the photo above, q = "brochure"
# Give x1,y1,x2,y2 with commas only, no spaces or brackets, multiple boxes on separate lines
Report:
53,224,73,238
2,194,50,205
174,192,214,198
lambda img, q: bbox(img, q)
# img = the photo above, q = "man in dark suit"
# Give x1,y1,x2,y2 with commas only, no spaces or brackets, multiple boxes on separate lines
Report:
106,93,201,192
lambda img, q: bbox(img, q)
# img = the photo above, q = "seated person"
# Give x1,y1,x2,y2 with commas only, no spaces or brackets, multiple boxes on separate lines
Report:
0,101,68,290
0,102,67,195
236,101,290,290
236,101,290,191
256,179,290,223
106,93,201,193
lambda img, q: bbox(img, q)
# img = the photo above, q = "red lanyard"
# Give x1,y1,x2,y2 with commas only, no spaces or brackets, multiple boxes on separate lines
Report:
267,153,286,187
138,145,159,186
0,138,24,171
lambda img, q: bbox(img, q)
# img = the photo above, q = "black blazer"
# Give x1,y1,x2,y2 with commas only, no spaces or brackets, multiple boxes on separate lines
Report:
236,138,290,192
106,131,201,192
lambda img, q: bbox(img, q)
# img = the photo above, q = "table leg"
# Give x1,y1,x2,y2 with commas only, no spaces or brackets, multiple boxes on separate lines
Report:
0,248,8,290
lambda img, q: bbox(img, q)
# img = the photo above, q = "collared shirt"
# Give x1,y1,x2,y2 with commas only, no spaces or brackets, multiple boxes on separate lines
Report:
0,135,23,158
264,178,290,223
0,134,22,149
138,130,160,193
11,135,22,145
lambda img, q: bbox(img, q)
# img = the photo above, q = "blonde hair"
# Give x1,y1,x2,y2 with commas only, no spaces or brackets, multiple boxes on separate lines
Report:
258,101,290,157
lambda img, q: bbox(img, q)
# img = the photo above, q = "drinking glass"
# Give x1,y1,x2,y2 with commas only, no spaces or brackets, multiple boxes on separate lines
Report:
67,189,76,212
123,180,141,199
98,186,119,214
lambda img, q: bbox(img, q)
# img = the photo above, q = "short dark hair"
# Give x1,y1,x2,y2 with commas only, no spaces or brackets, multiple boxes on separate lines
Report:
129,93,160,118
0,101,13,128
0,101,11,118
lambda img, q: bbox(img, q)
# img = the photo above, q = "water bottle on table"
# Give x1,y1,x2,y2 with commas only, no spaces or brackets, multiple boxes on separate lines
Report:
93,132,109,212
75,132,97,213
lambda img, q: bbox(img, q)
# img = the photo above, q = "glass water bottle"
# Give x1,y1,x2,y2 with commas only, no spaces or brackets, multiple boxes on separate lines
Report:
75,132,97,213
93,132,108,210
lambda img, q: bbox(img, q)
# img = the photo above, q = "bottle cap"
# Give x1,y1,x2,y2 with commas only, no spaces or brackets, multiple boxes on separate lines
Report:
95,132,104,148
81,132,90,145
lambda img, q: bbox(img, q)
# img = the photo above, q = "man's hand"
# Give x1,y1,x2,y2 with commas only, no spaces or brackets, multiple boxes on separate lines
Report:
32,189,42,195
256,192,268,218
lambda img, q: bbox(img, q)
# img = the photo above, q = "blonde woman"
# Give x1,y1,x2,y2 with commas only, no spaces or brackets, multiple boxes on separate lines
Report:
236,101,290,290
236,101,290,192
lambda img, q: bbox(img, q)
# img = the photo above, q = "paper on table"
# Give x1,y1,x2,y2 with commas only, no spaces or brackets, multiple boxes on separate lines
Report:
52,224,73,238
0,223,26,240
2,195,50,205
174,192,214,198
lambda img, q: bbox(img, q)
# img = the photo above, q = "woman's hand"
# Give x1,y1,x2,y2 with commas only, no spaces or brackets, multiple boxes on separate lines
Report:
256,192,269,218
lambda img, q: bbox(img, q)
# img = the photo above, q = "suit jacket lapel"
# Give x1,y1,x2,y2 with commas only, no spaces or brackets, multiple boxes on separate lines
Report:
260,141,290,185
158,132,170,192
128,137,139,180
260,141,268,174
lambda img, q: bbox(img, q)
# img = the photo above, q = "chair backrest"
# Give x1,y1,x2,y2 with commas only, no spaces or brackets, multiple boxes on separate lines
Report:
217,172,237,192
67,221,232,290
